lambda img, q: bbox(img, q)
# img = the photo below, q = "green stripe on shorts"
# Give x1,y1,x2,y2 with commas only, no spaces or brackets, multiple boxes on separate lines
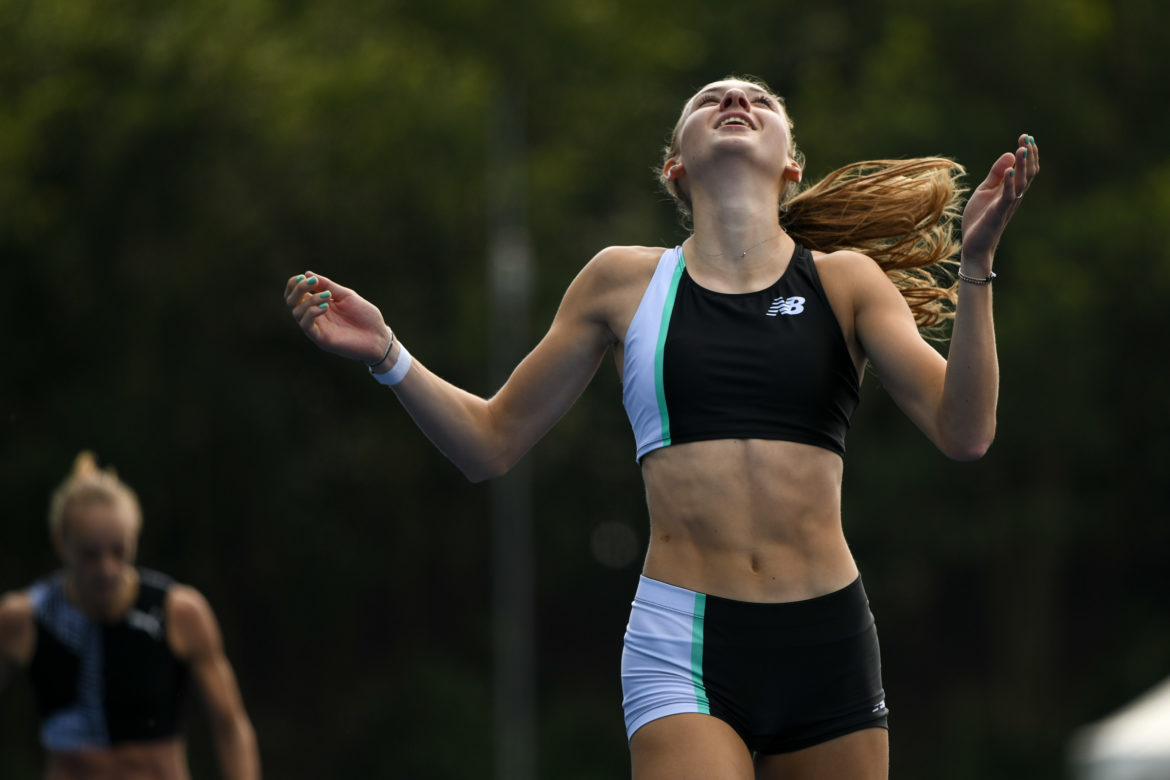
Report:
691,592,709,714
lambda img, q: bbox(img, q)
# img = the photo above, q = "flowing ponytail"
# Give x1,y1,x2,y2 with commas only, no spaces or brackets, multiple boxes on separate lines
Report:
782,157,966,332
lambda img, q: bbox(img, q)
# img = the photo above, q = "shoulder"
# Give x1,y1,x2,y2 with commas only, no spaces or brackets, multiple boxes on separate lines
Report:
0,590,34,628
588,244,668,268
809,247,890,302
575,245,667,290
811,248,887,284
556,245,671,338
165,585,222,660
811,248,904,308
0,590,35,663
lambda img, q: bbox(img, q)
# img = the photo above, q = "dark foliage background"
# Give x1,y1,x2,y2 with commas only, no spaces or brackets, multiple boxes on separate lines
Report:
3,0,1168,777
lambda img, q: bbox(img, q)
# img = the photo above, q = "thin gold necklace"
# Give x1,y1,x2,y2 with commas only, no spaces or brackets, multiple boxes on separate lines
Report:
692,231,783,259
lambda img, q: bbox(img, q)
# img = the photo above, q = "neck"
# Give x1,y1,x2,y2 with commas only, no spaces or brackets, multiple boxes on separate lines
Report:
685,199,793,291
67,568,138,622
686,164,789,265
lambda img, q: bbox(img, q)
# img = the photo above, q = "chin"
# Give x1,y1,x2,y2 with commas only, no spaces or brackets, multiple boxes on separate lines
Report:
90,582,120,600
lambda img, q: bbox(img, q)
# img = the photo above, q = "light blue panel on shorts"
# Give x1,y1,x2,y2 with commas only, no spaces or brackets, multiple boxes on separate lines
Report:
620,575,709,739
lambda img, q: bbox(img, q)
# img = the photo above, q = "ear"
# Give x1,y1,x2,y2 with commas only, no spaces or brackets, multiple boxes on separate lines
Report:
663,159,686,182
783,159,802,184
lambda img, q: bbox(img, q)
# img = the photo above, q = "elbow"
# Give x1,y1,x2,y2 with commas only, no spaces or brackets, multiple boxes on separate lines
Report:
212,713,256,751
463,466,500,484
941,433,995,462
452,414,529,483
946,443,992,462
459,450,518,484
935,410,996,461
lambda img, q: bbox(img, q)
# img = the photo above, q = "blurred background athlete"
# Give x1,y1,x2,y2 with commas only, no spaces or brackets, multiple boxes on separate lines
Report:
0,451,261,780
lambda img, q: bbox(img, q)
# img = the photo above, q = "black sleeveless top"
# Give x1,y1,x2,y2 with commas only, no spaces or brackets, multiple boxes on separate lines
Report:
28,568,189,750
622,244,861,460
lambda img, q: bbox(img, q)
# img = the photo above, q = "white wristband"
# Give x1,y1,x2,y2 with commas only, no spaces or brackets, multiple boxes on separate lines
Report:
370,344,413,386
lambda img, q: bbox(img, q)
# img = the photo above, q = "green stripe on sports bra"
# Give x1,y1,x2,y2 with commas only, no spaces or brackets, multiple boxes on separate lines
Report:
654,251,685,447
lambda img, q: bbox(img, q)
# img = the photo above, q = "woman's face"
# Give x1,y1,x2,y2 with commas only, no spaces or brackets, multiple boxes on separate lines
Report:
57,498,139,611
668,79,800,189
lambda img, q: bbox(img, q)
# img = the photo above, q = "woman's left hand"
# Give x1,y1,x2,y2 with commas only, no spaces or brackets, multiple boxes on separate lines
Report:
960,133,1039,269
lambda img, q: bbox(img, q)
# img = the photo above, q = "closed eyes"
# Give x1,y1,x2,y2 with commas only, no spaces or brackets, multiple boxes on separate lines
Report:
694,93,777,109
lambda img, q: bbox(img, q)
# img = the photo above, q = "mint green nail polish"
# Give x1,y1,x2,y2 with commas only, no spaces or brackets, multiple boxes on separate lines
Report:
1028,136,1034,144
307,276,318,285
319,290,332,299
296,274,305,283
1022,149,1027,158
318,302,329,309
1008,169,1015,177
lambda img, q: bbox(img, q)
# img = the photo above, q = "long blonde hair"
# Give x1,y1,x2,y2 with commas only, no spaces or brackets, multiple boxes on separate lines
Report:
660,77,965,332
48,451,142,541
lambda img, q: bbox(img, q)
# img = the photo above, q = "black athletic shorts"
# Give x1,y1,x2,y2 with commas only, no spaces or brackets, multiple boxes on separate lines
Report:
621,575,889,754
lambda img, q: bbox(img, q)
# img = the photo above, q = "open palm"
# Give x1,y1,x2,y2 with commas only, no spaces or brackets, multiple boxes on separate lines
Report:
961,134,1038,264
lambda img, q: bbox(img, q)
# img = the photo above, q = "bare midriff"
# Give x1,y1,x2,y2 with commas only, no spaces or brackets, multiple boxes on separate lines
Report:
45,739,189,780
639,438,859,603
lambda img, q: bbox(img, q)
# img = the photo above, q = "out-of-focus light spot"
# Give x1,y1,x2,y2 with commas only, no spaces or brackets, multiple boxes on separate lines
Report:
590,521,638,569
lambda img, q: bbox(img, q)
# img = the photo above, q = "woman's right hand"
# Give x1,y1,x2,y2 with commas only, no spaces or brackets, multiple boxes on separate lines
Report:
284,271,392,364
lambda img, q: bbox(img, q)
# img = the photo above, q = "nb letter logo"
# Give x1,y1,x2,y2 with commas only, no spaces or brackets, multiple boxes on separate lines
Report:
766,296,805,317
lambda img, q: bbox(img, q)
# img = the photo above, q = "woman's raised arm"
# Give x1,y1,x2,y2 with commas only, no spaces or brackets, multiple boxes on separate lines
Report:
851,135,1038,460
285,250,623,481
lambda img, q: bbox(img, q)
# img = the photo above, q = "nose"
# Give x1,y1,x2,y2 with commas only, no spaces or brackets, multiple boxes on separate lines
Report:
720,88,751,111
100,553,121,580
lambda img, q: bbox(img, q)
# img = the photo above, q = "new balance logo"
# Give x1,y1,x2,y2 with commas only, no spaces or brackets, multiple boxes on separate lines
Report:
766,295,805,316
126,608,163,640
872,699,886,713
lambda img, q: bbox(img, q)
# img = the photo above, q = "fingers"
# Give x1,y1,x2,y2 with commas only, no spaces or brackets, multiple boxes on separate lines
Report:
981,152,1016,195
284,272,312,305
285,273,315,312
285,271,337,308
1001,161,1017,204
1014,134,1038,194
962,135,1037,258
983,131,1039,209
1017,133,1040,169
285,272,335,330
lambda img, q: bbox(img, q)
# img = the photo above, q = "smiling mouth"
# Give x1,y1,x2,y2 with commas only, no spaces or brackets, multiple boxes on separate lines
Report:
717,116,752,130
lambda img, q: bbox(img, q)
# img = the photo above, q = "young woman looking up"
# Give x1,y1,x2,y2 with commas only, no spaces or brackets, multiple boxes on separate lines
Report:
284,76,1037,780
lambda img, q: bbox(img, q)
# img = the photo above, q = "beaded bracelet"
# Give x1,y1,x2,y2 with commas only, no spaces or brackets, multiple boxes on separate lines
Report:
957,270,997,286
365,333,396,368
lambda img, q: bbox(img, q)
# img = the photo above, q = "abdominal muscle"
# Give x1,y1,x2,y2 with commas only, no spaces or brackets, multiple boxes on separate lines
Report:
639,437,859,604
46,739,189,780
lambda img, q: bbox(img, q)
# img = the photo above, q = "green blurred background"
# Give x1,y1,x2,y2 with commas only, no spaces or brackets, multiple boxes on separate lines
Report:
2,0,1168,777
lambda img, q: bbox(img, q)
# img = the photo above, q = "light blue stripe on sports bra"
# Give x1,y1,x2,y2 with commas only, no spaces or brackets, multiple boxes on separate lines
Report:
622,247,685,461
